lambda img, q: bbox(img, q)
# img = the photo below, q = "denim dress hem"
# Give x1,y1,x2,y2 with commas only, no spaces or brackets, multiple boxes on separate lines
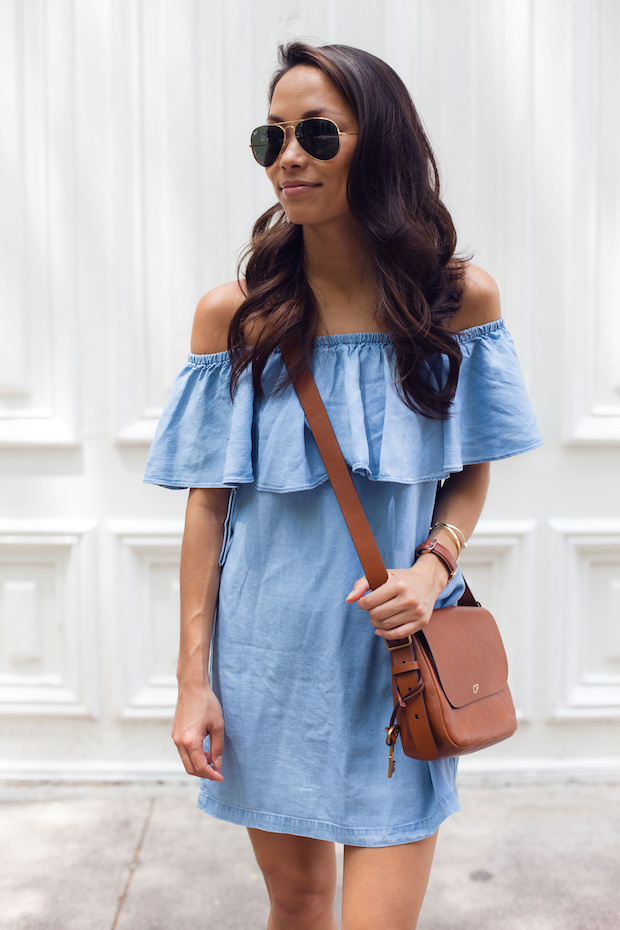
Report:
197,790,460,847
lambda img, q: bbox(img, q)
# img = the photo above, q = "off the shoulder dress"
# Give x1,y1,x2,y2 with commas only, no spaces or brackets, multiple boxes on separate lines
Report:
144,321,542,847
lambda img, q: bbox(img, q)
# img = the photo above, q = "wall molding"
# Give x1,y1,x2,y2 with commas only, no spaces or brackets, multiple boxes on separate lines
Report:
459,519,538,722
565,0,620,444
112,0,258,446
0,520,98,715
106,520,183,719
550,519,620,717
0,0,79,448
1,756,618,784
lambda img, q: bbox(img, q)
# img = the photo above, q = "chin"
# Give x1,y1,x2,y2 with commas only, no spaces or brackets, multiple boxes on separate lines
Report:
282,208,313,225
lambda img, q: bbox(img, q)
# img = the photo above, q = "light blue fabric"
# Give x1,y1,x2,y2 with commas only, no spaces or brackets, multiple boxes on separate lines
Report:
144,321,542,846
144,321,541,492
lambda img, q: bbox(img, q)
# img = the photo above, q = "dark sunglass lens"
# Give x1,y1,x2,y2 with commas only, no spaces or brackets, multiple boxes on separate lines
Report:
250,125,285,167
297,119,340,160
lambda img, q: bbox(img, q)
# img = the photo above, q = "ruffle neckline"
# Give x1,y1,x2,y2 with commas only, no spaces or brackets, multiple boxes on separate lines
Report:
184,320,507,367
144,320,542,492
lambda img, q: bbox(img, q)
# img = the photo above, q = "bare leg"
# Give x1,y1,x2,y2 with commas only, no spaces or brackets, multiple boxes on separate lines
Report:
247,828,339,930
341,831,438,930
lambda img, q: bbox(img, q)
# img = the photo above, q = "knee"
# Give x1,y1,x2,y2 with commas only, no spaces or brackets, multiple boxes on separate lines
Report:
273,886,330,923
264,873,335,928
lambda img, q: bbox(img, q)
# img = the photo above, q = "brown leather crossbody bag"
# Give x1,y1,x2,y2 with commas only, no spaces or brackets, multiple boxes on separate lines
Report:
280,343,518,778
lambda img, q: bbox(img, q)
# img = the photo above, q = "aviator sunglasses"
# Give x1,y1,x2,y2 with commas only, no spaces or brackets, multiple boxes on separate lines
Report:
250,117,357,168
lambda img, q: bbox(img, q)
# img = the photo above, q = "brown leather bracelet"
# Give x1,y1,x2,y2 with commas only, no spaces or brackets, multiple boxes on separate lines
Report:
414,538,458,583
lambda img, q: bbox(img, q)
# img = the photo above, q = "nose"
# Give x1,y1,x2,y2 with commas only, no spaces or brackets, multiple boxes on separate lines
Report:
279,125,308,167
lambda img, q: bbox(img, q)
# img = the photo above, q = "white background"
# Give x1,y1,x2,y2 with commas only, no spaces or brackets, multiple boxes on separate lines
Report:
1,0,619,778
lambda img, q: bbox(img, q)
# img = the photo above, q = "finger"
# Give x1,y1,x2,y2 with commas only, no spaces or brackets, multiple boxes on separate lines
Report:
175,733,224,781
207,724,225,776
175,744,195,776
188,741,224,781
374,615,431,640
201,762,225,782
172,726,198,776
345,576,370,603
367,595,425,625
357,575,399,611
175,743,206,779
369,605,417,630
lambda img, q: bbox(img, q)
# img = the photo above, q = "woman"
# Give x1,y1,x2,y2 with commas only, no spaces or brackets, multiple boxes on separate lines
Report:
145,42,541,930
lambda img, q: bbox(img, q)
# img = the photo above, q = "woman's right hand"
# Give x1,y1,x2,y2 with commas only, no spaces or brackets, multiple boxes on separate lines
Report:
172,682,225,781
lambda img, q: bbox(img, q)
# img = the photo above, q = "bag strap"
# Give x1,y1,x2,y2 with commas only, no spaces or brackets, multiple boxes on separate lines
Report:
279,340,461,765
280,342,389,591
280,341,478,602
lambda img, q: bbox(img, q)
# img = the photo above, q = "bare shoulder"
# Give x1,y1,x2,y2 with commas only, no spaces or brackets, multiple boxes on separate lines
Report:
190,280,246,354
447,263,502,333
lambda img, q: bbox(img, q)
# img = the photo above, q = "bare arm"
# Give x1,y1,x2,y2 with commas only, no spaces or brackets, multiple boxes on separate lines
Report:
172,486,230,780
431,462,490,555
346,463,489,640
171,286,246,778
347,262,498,637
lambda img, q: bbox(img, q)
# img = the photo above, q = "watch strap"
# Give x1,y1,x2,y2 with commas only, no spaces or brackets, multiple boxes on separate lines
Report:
414,538,458,583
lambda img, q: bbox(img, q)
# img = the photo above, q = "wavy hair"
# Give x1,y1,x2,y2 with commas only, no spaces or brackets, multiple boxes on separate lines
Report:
228,42,466,419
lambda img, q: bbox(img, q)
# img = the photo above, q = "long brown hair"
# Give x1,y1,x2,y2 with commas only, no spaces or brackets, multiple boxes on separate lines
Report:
228,42,465,420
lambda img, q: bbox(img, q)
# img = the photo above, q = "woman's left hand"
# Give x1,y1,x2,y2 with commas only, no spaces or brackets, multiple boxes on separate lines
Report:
345,560,449,641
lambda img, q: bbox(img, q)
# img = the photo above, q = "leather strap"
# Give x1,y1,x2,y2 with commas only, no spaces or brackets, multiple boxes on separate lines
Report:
280,342,388,591
415,537,458,582
388,650,438,760
280,341,478,601
280,341,478,763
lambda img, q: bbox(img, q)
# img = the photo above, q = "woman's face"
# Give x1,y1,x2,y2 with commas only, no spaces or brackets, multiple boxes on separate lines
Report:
265,65,358,230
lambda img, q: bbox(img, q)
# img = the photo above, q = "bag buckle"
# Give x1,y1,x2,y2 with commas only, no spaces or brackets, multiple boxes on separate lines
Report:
385,635,413,651
385,724,400,778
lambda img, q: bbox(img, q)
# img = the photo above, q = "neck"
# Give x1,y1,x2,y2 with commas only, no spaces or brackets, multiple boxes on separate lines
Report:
302,220,376,312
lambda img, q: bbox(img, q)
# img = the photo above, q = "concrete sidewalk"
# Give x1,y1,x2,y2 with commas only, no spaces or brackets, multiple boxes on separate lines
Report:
1,779,618,930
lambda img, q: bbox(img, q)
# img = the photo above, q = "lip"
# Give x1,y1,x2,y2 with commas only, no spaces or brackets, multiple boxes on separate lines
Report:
280,181,320,197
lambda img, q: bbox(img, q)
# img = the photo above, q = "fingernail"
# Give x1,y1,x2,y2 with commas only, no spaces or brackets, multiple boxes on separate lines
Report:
215,756,222,771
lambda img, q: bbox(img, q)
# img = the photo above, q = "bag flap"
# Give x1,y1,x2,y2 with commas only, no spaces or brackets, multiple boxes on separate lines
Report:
417,606,509,709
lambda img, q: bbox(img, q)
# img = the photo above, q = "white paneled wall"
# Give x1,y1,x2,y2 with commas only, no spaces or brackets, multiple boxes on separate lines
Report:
567,0,620,442
106,520,183,719
550,521,620,717
0,0,79,446
0,522,97,715
0,0,619,778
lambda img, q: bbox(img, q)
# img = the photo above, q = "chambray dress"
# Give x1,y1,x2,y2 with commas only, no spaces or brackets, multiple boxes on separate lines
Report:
144,320,542,846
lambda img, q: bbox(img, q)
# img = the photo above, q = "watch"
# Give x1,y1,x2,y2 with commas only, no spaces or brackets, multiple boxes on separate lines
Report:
414,537,458,584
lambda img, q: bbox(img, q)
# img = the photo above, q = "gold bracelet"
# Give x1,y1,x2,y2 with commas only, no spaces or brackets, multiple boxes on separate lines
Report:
430,522,467,558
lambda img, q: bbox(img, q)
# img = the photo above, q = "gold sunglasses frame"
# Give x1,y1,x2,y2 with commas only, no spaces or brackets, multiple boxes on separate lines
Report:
249,117,357,166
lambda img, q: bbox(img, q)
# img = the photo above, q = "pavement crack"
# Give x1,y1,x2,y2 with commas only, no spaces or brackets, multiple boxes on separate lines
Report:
110,797,156,930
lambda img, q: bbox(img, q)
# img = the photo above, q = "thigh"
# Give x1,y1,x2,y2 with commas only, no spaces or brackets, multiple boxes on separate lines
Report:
341,832,438,930
247,828,338,898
